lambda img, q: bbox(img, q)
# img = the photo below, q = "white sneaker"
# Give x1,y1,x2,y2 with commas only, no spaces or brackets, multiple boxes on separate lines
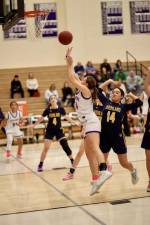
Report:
131,168,139,185
90,170,112,196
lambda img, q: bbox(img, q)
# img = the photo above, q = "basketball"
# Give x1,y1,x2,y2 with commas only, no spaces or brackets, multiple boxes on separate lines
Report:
58,31,73,45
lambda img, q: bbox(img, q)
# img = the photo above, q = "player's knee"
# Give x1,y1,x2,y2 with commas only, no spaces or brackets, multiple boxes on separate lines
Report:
59,138,72,156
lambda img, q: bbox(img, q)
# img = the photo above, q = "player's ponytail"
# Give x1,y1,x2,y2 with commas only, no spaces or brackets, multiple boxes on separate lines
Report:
86,76,98,101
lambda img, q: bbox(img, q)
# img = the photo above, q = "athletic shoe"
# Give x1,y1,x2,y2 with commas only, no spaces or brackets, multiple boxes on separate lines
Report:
90,170,112,196
37,165,43,172
16,154,22,159
131,168,139,185
147,183,150,192
62,172,74,181
6,150,11,158
107,163,112,173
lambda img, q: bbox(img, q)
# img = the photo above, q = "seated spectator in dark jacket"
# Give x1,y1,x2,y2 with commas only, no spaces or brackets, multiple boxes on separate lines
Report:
100,67,110,83
100,58,112,75
74,62,85,74
10,75,24,99
114,59,122,74
62,81,74,107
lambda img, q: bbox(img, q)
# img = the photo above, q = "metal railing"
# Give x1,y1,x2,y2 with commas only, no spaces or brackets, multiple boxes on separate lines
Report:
126,50,138,74
126,50,149,77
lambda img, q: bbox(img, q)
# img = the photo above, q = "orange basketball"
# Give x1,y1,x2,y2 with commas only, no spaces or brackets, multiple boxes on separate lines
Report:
58,31,73,45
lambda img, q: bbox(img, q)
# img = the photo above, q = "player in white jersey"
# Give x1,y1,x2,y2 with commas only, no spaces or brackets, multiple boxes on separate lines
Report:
66,48,112,195
5,101,24,158
141,90,149,125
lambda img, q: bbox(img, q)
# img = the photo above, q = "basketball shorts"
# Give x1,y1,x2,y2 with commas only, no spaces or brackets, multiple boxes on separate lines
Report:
141,128,150,149
78,112,101,135
100,131,127,154
6,127,23,138
45,128,65,140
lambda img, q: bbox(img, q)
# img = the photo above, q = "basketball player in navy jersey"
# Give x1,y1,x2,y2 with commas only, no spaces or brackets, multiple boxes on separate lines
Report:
31,95,76,172
141,67,150,192
98,79,143,185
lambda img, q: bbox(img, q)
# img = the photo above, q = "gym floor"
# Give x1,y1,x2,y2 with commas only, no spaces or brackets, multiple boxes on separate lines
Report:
0,134,149,225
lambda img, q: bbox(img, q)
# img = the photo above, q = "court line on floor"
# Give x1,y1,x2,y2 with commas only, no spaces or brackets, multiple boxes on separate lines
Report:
11,155,107,225
0,195,149,217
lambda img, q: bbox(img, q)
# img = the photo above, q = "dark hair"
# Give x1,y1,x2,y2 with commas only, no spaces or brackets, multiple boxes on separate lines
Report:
86,76,98,100
14,75,19,78
10,101,18,107
113,87,124,98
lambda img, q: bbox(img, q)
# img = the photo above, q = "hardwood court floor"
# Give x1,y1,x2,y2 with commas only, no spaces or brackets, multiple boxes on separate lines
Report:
0,134,150,225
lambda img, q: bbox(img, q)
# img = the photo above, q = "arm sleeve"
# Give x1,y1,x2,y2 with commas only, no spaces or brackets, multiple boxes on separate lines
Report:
42,109,48,117
60,107,66,116
97,88,109,105
124,99,143,112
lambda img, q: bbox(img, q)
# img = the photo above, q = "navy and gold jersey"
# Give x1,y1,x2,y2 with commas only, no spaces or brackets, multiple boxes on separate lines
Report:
42,107,66,130
93,103,103,120
98,88,143,134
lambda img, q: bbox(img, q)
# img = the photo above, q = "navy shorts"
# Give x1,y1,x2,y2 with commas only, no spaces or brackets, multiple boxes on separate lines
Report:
100,132,127,154
141,128,150,149
45,128,65,140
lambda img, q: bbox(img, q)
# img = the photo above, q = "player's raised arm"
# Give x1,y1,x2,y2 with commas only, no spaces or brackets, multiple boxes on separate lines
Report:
65,48,90,98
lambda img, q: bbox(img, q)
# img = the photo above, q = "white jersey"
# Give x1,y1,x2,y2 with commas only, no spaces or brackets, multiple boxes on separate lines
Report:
75,91,93,118
75,91,101,133
142,91,149,115
5,110,22,133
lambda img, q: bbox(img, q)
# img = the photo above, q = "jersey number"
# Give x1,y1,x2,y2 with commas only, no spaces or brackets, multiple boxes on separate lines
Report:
53,118,57,125
107,111,116,123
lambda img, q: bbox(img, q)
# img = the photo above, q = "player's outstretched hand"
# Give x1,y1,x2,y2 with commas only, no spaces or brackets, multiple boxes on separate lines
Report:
65,47,73,66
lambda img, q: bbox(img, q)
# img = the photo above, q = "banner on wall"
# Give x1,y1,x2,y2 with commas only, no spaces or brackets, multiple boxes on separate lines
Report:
101,1,123,35
4,19,27,39
34,2,58,38
130,1,150,33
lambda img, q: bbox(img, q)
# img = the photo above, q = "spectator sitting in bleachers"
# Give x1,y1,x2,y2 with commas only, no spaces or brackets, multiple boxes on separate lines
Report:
62,81,74,107
44,83,59,104
26,73,40,97
74,62,85,75
114,59,122,74
100,67,110,83
10,75,24,99
114,66,127,84
126,70,143,95
100,58,112,76
85,61,96,75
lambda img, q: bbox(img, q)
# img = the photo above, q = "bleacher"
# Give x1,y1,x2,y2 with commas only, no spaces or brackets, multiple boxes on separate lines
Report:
0,65,82,142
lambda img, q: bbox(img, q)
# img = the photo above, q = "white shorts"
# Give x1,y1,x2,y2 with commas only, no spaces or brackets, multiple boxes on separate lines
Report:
142,106,148,116
78,113,101,135
6,127,23,138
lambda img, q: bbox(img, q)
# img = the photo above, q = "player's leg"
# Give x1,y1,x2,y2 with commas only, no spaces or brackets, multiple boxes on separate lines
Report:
6,133,13,157
85,132,112,195
37,139,52,172
63,139,85,181
117,153,139,185
16,137,23,158
145,149,150,192
57,129,74,165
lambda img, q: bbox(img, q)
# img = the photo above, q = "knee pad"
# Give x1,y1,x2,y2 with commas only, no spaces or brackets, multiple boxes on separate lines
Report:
59,138,72,156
